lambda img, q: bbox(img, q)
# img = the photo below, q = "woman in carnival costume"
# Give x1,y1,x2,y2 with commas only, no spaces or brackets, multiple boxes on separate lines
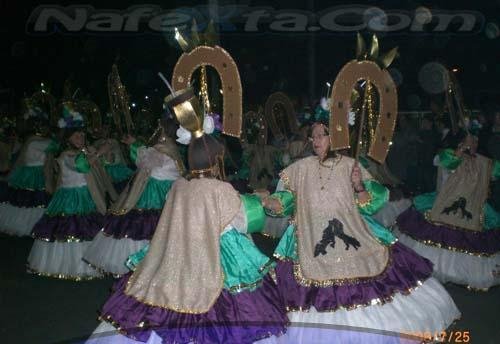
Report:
0,100,59,236
90,123,134,193
83,118,184,277
261,117,460,343
86,87,288,344
27,102,112,280
395,129,500,290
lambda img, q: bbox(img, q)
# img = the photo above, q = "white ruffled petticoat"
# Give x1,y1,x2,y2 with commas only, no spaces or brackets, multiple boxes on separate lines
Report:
0,203,45,236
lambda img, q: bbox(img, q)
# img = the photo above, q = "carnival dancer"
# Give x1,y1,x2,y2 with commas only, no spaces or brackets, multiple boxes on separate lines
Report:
27,102,109,280
83,118,184,276
262,120,460,342
86,88,288,344
395,131,500,290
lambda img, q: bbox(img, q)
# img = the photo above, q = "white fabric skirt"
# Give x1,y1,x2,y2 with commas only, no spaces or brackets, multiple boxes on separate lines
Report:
86,321,281,344
0,203,45,236
395,228,500,290
279,277,460,343
83,231,149,276
27,240,103,280
372,199,412,228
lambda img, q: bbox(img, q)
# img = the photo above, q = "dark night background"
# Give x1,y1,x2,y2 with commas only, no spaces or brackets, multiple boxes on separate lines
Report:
0,0,499,114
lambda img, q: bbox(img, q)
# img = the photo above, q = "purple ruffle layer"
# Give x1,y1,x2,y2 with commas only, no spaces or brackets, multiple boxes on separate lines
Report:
275,242,433,311
100,274,288,344
4,186,50,207
397,208,500,255
31,213,104,242
102,210,160,240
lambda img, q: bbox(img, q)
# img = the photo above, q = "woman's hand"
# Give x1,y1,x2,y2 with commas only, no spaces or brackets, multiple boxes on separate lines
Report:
121,134,136,146
262,196,283,214
351,161,364,191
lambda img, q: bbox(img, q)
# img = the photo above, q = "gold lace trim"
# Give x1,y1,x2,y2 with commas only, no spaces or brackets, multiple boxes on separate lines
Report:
27,267,103,281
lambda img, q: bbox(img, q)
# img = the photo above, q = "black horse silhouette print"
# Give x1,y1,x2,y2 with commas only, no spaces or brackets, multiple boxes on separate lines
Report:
314,218,361,257
441,197,472,220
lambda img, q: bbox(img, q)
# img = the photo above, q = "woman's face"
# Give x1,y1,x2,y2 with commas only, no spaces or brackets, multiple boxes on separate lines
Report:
311,124,330,159
69,131,85,149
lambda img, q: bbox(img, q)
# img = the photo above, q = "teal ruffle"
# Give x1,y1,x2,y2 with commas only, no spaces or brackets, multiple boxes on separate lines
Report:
274,224,298,260
438,149,462,170
136,178,174,210
414,192,500,231
220,229,273,292
75,152,90,173
126,244,149,271
8,165,45,190
126,228,273,293
358,180,390,216
46,186,96,216
240,194,265,234
413,192,436,213
105,164,134,183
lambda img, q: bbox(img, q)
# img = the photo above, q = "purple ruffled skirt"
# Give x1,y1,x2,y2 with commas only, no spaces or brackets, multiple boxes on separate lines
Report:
100,274,288,343
102,210,160,240
397,208,500,255
274,242,433,311
31,213,104,242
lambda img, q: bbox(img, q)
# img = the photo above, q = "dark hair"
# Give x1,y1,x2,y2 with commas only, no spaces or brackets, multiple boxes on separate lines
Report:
60,127,84,149
442,129,467,149
188,134,225,178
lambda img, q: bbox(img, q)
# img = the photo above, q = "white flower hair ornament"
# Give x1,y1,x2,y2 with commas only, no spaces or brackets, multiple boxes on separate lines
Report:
58,104,84,129
176,114,215,145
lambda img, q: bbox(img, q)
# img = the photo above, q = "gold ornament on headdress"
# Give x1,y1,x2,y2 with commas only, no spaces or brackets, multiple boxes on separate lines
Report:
243,107,267,144
445,71,469,135
264,92,299,141
164,87,205,138
171,20,242,138
76,100,102,133
108,64,134,134
330,33,398,163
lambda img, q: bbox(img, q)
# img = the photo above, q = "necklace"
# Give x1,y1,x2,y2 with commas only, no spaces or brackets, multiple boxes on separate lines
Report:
318,155,341,190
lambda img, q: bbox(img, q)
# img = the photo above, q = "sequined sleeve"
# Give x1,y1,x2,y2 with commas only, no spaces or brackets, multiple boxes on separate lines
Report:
438,148,462,170
129,141,146,164
357,180,389,215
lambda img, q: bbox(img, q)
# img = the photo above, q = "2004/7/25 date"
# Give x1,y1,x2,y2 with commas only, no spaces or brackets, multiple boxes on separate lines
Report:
402,331,470,342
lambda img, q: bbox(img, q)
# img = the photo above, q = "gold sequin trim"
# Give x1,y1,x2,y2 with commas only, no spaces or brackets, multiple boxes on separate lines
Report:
0,201,46,209
31,235,92,243
293,244,393,287
355,191,373,208
82,258,124,279
286,280,425,313
398,229,498,257
27,267,103,281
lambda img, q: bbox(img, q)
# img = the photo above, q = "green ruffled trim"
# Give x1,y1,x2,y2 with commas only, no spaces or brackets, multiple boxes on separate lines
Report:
8,165,45,190
273,224,298,261
413,192,437,213
126,244,149,271
221,229,273,292
484,203,500,231
129,141,145,164
358,180,389,216
135,178,173,210
439,149,462,170
414,192,500,231
240,194,265,234
493,160,500,180
46,186,96,216
126,229,274,292
362,214,397,245
45,139,61,155
104,164,134,183
75,153,90,173
265,190,295,217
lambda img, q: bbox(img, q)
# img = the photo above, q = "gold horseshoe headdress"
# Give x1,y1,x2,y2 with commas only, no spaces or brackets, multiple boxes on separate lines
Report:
170,20,242,138
264,92,298,141
330,34,398,163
